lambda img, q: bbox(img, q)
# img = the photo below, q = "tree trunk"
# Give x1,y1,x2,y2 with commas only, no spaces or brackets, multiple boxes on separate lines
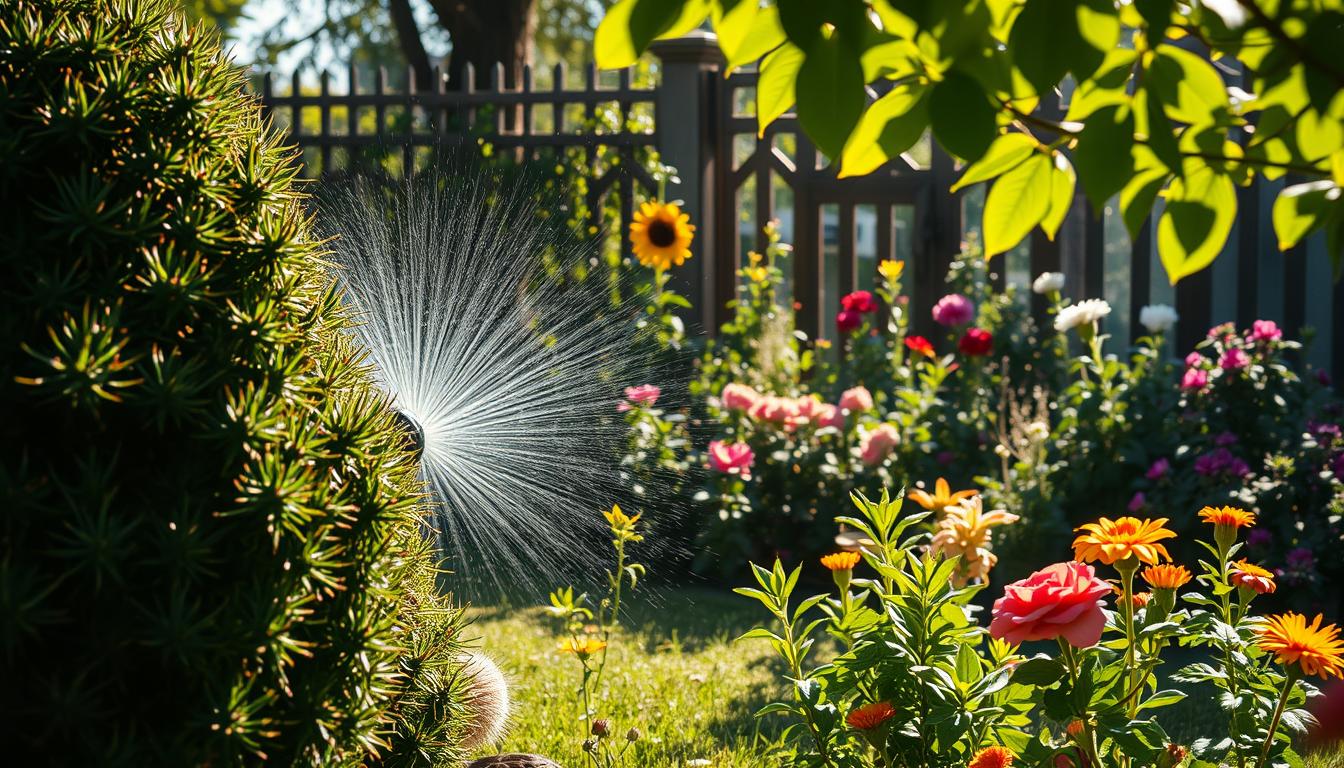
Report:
388,0,434,90
431,0,538,91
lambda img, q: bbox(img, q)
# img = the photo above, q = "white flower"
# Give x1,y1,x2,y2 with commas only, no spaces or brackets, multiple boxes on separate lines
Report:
1032,272,1065,294
1026,421,1050,441
994,443,1012,459
1139,303,1179,333
1054,298,1112,332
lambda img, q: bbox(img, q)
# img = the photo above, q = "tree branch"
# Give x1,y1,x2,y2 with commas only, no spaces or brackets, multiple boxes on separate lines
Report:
388,0,433,90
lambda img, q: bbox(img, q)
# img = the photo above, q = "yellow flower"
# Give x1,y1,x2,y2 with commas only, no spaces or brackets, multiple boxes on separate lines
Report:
929,497,1019,584
1072,517,1176,566
968,746,1015,768
878,259,904,281
603,503,643,542
629,200,694,270
820,552,861,571
558,637,608,658
906,478,978,519
1199,505,1256,528
1257,612,1344,679
744,265,768,283
748,251,764,266
1142,563,1193,590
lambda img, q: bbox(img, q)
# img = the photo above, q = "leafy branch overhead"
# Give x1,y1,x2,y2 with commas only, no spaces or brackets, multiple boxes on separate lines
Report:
596,0,1344,283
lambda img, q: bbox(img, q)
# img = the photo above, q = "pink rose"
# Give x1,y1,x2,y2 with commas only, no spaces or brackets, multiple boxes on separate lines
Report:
720,383,761,412
836,309,863,334
931,294,975,327
708,439,754,479
839,386,873,413
816,403,844,430
989,561,1113,647
1181,367,1209,390
618,384,660,411
749,396,801,430
1220,348,1250,370
841,290,878,314
1250,319,1282,342
859,424,899,466
1185,351,1204,367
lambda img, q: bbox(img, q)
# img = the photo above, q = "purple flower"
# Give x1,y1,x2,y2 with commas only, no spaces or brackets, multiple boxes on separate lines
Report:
1146,458,1171,480
1247,528,1272,549
1287,547,1316,570
1127,492,1147,513
931,294,975,327
1214,431,1239,447
1333,452,1344,478
1194,447,1251,479
1250,319,1283,342
1220,348,1250,370
1318,369,1332,388
1182,367,1209,390
1309,421,1342,443
936,450,956,466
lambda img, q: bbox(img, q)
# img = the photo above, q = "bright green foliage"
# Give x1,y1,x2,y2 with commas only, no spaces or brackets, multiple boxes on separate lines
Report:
596,0,1344,282
0,2,467,765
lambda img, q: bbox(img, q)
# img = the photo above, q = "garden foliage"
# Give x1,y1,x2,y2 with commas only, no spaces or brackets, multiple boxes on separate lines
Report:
0,1,468,764
596,0,1344,282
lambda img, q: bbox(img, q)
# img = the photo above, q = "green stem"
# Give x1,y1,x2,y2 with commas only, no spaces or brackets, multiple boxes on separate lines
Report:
1060,640,1104,768
1257,670,1298,768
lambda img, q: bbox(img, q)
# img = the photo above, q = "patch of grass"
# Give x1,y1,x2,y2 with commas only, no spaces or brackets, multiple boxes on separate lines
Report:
468,586,791,767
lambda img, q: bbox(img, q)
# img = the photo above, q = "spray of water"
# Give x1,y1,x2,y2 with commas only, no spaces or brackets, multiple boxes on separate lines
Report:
317,168,665,598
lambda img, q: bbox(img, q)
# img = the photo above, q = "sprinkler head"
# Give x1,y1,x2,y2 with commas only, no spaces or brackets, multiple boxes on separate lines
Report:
391,408,425,457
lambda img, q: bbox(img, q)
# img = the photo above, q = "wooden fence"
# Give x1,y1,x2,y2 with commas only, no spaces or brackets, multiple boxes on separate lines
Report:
256,32,1342,381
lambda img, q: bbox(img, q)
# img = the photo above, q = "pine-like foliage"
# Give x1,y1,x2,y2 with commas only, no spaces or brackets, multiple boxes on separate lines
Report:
0,2,468,765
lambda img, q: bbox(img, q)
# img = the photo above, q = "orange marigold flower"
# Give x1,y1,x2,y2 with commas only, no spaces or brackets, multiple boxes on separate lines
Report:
969,746,1016,768
1230,560,1277,594
1199,505,1257,529
820,552,862,571
1256,612,1344,679
907,478,978,518
1065,719,1085,737
846,701,896,730
1142,563,1193,590
1072,517,1176,566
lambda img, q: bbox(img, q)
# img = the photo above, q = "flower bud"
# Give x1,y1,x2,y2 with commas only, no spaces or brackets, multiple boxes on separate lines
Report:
1156,743,1188,768
626,727,642,742
591,719,611,738
582,737,599,753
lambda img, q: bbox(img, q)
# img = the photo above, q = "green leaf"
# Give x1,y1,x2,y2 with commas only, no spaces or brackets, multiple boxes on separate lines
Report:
1065,49,1138,121
756,44,805,137
1074,104,1136,207
838,83,929,178
1296,107,1344,163
1157,166,1237,283
1120,146,1169,237
1071,0,1122,80
1272,180,1342,251
1138,688,1188,710
1008,0,1069,94
715,0,786,73
1134,0,1173,40
950,132,1036,192
595,0,711,69
796,31,866,159
1010,655,1067,686
1138,88,1183,173
930,69,997,161
984,152,1053,257
1041,151,1076,239
1148,44,1229,125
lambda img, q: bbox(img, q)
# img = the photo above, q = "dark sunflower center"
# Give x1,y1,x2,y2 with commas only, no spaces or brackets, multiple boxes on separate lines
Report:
647,218,677,248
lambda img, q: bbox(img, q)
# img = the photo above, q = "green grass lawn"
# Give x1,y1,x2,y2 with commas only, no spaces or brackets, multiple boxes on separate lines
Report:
466,585,1344,768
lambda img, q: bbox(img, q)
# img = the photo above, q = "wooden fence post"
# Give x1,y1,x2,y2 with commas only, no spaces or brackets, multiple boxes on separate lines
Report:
650,31,723,335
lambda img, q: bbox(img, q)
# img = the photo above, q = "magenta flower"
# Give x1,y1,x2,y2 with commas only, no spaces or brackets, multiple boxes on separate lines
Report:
1185,351,1205,368
618,384,660,411
708,440,754,479
931,294,975,327
1194,448,1251,478
841,290,877,314
1181,367,1209,390
1146,458,1170,481
1247,528,1273,549
836,309,862,334
1220,348,1250,370
1250,319,1283,342
1214,431,1239,447
1127,492,1147,513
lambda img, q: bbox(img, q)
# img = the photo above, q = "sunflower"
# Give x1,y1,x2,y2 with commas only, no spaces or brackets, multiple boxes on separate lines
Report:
1072,517,1176,566
1256,612,1344,679
820,552,861,571
968,746,1015,768
907,478,978,519
1198,505,1256,528
1230,560,1277,594
629,200,695,270
845,701,896,730
1142,563,1193,590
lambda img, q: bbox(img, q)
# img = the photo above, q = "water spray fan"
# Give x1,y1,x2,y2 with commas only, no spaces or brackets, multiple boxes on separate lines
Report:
318,168,649,596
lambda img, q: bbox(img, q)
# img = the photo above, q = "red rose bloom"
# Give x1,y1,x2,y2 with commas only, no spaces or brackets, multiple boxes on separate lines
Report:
840,290,877,314
905,335,935,358
959,327,993,356
990,561,1112,647
836,309,862,333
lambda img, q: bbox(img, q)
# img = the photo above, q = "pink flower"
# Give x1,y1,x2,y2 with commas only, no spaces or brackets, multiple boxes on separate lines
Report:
1220,348,1250,370
720,383,761,412
1146,458,1170,480
841,290,878,314
1127,492,1147,513
1250,319,1282,342
958,327,993,357
1185,351,1205,367
931,294,975,326
618,384,660,411
836,309,863,334
793,395,824,422
1181,367,1209,390
989,561,1113,647
816,403,844,430
839,386,873,414
749,395,799,427
708,440,754,479
859,424,899,466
